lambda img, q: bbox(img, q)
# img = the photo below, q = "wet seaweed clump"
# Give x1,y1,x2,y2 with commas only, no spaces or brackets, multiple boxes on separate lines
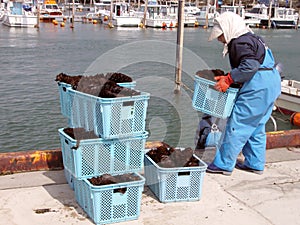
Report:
63,127,99,150
63,127,98,140
146,144,199,168
196,69,242,88
196,69,225,81
88,173,141,193
55,72,140,98
106,72,132,83
55,72,83,89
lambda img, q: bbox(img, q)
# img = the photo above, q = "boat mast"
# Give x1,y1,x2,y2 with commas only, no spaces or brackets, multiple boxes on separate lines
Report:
142,0,148,28
109,0,114,27
268,0,272,28
174,0,185,93
71,0,75,28
205,0,209,28
36,0,40,29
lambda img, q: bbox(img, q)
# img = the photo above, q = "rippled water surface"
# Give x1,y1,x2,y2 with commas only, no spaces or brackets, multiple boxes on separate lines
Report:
1,22,299,153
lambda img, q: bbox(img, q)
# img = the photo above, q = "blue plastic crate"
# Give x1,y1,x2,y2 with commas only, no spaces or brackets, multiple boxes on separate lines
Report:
117,81,136,89
144,152,207,203
192,76,239,119
68,89,150,139
64,168,75,190
57,82,72,118
59,128,148,179
74,173,145,225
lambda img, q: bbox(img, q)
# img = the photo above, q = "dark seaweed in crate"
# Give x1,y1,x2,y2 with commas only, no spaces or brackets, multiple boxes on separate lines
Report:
63,127,98,140
196,69,241,88
146,146,199,168
55,72,138,98
74,172,145,225
88,173,141,194
63,127,98,150
144,151,207,203
196,69,225,81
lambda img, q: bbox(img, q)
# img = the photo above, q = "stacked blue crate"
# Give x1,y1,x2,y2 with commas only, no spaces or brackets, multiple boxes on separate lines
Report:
57,79,149,225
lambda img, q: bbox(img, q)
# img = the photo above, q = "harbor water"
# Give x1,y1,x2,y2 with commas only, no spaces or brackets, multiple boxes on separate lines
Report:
0,22,299,153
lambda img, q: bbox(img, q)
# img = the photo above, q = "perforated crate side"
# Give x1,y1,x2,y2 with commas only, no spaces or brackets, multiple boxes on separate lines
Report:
67,89,150,139
69,91,96,131
74,173,145,225
59,128,148,179
64,168,75,190
192,76,239,119
144,154,207,203
94,93,150,139
57,82,72,118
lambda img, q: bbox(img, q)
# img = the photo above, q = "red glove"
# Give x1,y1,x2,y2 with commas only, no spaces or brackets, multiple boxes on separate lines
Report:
214,73,234,92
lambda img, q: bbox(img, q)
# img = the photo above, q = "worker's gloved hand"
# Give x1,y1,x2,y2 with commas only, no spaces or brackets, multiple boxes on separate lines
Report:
214,73,234,92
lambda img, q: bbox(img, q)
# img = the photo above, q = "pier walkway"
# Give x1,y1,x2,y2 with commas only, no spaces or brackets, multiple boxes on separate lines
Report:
0,147,299,225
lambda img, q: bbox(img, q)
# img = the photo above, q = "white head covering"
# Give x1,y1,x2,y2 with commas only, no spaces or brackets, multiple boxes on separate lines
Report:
208,12,253,57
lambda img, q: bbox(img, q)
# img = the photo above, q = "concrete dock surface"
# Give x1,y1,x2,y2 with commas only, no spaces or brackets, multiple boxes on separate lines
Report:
0,147,300,225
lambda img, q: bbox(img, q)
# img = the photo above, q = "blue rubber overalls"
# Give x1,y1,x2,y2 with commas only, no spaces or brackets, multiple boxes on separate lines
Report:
212,47,281,171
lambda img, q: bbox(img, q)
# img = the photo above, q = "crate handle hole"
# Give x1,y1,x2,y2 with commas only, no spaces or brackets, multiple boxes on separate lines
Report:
178,171,190,176
123,101,134,107
113,187,127,194
63,87,67,92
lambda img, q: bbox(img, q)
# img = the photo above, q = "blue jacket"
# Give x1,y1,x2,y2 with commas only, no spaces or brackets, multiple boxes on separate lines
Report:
228,32,267,83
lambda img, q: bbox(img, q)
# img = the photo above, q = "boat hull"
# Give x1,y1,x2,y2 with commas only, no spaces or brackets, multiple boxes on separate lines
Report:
276,93,300,115
260,18,297,29
275,79,300,114
2,14,37,27
146,18,176,28
102,15,141,27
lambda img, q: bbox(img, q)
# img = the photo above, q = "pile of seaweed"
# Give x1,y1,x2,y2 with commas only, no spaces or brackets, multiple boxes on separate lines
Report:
88,173,141,193
63,127,99,150
196,69,241,88
63,127,98,140
55,72,140,98
146,143,199,168
196,69,225,81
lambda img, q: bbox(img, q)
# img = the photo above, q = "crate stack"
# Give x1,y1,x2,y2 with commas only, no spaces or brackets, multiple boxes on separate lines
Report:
57,78,150,225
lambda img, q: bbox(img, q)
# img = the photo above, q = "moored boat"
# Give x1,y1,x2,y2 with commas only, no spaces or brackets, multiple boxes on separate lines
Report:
136,1,177,28
275,79,300,115
195,4,219,27
39,0,64,22
2,0,37,27
100,1,141,27
259,6,298,29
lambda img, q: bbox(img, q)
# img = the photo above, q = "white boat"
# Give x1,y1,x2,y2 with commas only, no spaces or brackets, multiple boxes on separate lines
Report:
220,4,261,27
100,1,141,27
276,79,300,114
136,1,176,28
183,1,200,27
244,3,269,21
245,3,298,29
259,6,298,29
2,0,37,27
61,0,83,12
0,2,5,21
220,5,245,18
184,2,200,15
82,0,110,23
39,0,64,22
195,4,219,27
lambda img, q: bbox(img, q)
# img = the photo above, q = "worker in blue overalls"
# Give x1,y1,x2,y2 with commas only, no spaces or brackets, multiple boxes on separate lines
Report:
206,12,281,175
